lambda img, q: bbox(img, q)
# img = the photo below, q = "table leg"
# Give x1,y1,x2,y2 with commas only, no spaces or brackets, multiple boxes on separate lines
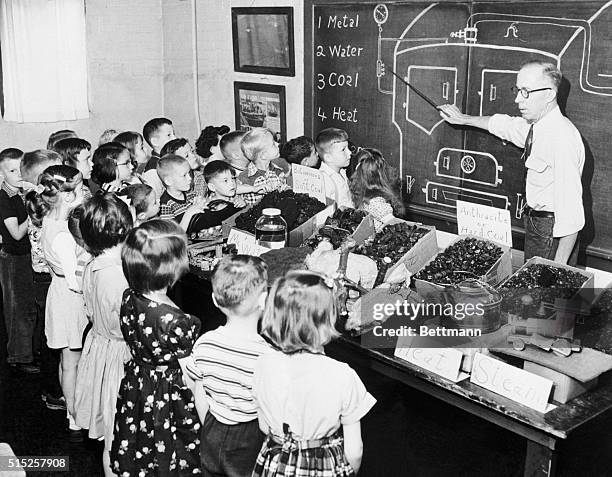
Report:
524,440,557,477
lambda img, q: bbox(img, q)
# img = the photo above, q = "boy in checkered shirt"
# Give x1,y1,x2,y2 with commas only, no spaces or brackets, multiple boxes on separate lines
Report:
237,128,288,205
157,154,207,231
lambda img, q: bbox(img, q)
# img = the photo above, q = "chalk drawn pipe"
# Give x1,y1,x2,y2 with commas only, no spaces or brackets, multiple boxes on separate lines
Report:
388,69,441,112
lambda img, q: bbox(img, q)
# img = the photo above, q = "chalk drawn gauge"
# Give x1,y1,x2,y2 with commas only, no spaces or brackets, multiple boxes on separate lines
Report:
373,4,388,25
434,148,503,187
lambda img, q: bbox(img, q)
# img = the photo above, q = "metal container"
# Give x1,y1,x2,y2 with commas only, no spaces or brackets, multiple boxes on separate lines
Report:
438,278,503,333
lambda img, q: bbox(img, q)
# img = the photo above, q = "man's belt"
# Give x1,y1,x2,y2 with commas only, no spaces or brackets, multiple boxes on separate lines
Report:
524,205,554,218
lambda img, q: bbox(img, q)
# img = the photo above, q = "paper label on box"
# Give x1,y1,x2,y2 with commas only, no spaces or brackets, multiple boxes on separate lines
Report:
456,201,512,247
470,352,553,412
291,164,326,203
395,335,465,382
227,229,267,256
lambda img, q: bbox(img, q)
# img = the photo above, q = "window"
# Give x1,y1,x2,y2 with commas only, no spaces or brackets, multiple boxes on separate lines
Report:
0,0,88,123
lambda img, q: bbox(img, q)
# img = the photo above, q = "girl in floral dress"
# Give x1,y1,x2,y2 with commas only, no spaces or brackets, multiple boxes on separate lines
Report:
111,219,201,476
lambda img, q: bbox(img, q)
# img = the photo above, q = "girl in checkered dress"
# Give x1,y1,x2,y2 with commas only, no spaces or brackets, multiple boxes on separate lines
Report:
252,271,376,477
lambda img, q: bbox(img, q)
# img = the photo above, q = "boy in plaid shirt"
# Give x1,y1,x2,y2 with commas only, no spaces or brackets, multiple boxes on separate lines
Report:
237,128,287,205
157,154,207,231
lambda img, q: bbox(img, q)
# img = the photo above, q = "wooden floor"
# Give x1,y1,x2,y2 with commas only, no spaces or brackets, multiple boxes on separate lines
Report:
2,311,612,476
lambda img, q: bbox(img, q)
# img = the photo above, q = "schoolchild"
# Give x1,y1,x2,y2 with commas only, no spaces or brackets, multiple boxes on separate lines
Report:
114,131,149,175
349,148,404,231
118,183,160,225
98,129,119,147
143,117,176,161
52,137,93,198
110,219,201,476
219,130,249,173
252,271,376,477
0,148,38,374
195,124,230,162
281,136,319,168
66,205,93,306
186,255,271,477
26,165,88,440
73,193,133,477
156,154,206,232
161,138,206,197
316,128,354,208
47,130,77,150
142,118,176,197
91,142,138,194
21,150,63,397
237,128,287,205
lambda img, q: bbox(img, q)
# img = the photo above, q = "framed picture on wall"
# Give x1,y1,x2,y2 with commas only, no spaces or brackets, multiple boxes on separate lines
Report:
234,82,286,144
231,7,295,76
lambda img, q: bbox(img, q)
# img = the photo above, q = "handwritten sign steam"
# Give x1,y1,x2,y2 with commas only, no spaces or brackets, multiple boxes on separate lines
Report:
456,200,512,247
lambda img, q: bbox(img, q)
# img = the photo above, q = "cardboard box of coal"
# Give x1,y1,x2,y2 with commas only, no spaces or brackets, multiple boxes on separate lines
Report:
413,235,512,297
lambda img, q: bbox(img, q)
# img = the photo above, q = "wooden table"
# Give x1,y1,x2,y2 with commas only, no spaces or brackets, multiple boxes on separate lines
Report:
327,334,612,477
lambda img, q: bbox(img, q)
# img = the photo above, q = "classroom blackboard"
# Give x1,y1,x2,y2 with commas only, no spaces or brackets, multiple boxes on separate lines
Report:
305,0,612,266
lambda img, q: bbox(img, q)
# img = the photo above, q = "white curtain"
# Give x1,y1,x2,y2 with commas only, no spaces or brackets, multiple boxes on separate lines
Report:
0,0,88,123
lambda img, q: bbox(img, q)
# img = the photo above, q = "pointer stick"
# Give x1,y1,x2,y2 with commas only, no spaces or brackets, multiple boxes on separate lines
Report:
389,69,442,112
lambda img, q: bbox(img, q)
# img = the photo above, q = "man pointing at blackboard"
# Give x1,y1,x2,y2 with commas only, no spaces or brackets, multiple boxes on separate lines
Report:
439,61,584,265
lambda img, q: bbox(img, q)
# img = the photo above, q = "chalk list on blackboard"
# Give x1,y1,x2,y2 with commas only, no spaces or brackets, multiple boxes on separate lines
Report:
314,12,365,126
317,14,360,29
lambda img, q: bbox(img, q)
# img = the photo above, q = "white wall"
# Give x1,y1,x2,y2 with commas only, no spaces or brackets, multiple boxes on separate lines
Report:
0,0,304,151
0,0,164,151
162,0,304,142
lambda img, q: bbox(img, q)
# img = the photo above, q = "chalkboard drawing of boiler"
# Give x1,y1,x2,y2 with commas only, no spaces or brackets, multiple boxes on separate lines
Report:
373,1,612,231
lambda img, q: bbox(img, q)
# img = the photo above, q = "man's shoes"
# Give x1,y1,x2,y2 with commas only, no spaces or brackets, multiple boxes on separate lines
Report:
42,392,67,411
8,362,41,374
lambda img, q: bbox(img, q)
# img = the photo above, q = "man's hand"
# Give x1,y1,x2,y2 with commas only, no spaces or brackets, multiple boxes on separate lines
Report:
439,104,472,125
553,232,578,264
439,104,492,130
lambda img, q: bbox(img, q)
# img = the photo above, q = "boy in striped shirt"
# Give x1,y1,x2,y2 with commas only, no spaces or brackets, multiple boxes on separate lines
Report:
189,255,271,477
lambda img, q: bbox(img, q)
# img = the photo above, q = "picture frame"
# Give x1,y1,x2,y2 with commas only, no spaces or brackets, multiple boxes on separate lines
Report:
231,7,295,76
234,82,287,144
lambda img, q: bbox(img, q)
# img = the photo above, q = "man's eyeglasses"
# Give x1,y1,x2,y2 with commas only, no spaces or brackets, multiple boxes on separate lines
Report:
511,86,552,99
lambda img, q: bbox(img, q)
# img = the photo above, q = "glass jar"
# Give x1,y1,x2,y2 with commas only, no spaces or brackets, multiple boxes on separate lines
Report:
255,208,287,249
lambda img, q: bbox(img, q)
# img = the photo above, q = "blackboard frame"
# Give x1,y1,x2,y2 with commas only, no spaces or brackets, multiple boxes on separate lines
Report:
234,81,287,145
231,7,295,77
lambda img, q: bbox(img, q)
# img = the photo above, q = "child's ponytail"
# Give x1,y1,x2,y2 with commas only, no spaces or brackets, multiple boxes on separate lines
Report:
25,165,82,226
91,142,127,187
